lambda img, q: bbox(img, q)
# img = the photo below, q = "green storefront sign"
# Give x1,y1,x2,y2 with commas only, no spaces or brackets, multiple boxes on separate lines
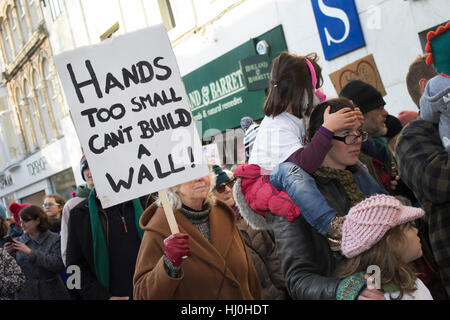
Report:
183,25,288,138
240,54,271,91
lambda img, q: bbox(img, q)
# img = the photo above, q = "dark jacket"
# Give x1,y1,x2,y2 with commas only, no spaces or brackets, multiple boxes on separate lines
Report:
396,120,450,298
235,163,387,300
237,216,287,300
13,231,69,300
66,196,147,300
270,165,386,300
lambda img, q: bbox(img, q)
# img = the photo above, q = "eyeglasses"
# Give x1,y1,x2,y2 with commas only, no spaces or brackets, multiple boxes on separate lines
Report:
332,131,368,145
42,202,59,208
215,178,235,193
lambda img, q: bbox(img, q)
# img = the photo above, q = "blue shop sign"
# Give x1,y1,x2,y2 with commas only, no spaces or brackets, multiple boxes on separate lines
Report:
311,0,365,60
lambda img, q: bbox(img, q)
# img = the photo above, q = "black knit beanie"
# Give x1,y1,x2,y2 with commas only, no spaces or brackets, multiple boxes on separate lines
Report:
384,114,403,139
339,80,385,114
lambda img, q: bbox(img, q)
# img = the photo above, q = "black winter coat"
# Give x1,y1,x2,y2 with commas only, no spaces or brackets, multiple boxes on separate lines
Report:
265,165,387,300
66,195,149,300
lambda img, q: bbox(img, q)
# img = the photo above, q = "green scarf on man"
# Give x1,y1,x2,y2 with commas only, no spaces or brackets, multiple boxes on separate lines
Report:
88,188,145,289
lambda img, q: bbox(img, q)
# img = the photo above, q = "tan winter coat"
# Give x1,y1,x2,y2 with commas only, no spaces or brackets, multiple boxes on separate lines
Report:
133,201,262,300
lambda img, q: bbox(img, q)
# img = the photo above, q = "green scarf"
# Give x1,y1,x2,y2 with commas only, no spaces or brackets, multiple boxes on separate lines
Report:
88,188,145,289
76,184,91,198
314,167,366,206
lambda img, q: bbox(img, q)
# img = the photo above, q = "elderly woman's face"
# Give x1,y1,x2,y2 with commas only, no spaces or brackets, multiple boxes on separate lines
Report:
177,176,211,205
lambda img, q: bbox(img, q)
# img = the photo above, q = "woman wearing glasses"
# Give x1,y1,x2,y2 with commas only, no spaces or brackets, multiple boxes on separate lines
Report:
236,98,389,300
42,194,65,233
3,205,69,299
270,98,389,299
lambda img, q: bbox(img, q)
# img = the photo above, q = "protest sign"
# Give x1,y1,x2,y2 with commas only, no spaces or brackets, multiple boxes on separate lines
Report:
54,24,209,208
202,143,221,166
329,54,386,96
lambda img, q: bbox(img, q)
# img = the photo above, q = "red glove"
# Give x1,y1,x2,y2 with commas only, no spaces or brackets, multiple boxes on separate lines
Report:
163,233,191,266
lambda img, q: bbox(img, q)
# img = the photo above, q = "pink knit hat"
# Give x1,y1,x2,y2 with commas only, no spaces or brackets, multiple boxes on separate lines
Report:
341,194,424,258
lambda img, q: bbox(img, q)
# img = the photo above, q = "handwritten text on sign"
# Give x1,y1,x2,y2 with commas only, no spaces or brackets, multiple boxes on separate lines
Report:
54,25,209,208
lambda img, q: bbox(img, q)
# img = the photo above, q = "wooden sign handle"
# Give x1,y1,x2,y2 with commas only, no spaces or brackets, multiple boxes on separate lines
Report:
159,188,188,260
158,189,179,234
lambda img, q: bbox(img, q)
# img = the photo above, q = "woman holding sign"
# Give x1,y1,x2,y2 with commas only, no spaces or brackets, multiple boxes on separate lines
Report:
133,175,262,300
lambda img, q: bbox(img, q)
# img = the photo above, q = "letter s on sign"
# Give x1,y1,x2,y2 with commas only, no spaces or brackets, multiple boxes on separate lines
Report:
318,0,350,46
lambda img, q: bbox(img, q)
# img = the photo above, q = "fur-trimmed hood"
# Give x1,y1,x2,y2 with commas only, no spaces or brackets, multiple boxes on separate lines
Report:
233,178,270,230
232,164,300,230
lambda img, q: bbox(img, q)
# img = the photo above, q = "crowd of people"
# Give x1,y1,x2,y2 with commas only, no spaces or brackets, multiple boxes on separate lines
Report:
0,23,449,301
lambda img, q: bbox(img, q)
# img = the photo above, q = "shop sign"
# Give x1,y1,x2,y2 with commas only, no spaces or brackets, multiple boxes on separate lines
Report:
239,54,271,91
183,25,288,138
26,156,47,176
311,0,365,60
0,174,13,189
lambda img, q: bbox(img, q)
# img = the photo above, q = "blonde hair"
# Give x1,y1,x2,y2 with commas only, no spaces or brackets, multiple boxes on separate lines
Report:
338,222,420,299
156,173,216,209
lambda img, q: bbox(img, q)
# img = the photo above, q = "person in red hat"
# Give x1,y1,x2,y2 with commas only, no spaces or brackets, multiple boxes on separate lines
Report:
6,202,30,238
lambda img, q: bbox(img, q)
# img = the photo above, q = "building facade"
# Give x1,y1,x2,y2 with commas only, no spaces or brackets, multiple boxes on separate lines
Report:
0,0,448,210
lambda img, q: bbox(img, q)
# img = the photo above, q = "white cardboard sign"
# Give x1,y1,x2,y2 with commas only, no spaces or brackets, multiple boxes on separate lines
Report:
54,25,209,208
202,143,221,166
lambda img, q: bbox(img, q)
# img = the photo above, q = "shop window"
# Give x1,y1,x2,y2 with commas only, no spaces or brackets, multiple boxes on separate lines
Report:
20,189,45,206
158,0,176,31
210,128,245,166
49,168,76,201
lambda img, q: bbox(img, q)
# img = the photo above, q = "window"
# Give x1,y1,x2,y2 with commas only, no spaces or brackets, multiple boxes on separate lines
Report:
49,0,63,21
33,70,55,141
27,0,40,30
0,100,21,159
16,0,29,42
43,58,64,123
0,22,13,63
49,168,76,201
16,87,34,152
7,7,21,52
24,79,44,147
158,0,176,31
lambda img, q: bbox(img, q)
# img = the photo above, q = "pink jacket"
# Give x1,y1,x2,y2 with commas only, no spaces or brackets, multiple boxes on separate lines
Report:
233,164,300,222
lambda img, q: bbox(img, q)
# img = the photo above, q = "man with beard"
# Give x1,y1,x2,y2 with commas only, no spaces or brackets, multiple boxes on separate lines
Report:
340,80,395,193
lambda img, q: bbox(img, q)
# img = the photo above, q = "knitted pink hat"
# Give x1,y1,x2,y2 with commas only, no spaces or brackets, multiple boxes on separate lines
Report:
341,194,424,258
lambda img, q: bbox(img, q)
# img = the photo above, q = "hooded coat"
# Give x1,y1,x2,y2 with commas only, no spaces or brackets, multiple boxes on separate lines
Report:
133,201,262,300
